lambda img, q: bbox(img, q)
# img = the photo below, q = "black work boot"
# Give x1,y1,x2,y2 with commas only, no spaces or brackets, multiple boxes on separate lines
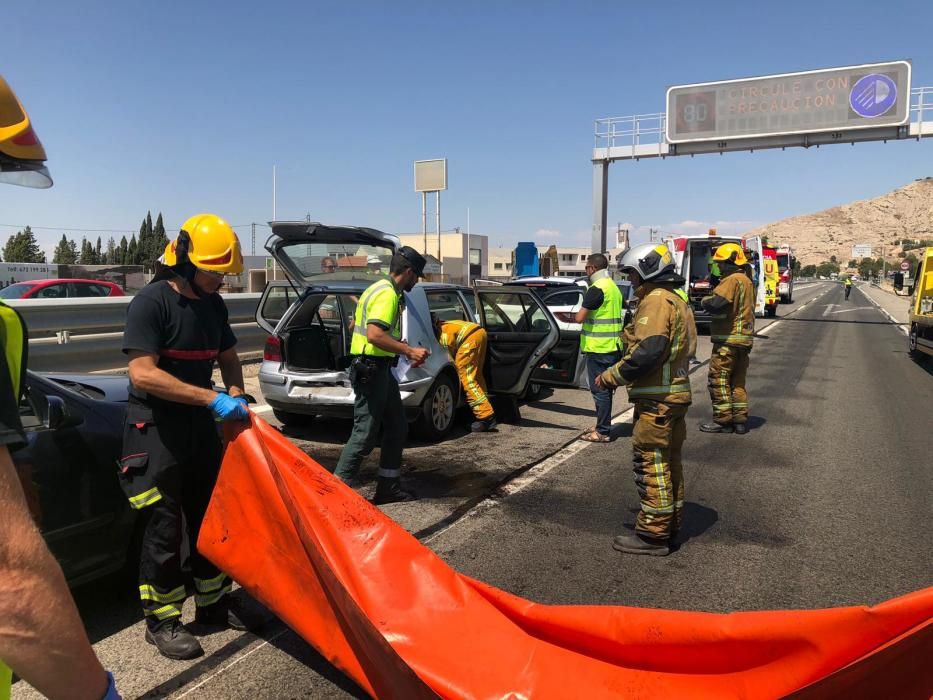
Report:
733,423,749,435
195,600,247,631
145,619,204,660
612,532,671,557
699,422,734,433
471,416,498,433
373,477,416,505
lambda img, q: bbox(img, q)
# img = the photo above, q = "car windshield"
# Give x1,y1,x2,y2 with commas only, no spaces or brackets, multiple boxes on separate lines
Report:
777,253,790,273
277,241,396,284
0,283,38,298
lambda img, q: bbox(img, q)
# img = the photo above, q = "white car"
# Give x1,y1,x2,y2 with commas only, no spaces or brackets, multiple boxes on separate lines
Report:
502,276,634,331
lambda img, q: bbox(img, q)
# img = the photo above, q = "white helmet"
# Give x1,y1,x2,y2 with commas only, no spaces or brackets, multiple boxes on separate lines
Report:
617,243,675,282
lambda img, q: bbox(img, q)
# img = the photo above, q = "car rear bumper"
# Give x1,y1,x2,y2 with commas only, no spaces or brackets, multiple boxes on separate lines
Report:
258,361,433,416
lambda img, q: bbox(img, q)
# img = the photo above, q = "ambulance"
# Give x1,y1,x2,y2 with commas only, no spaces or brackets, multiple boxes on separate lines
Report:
663,229,767,324
775,245,796,303
896,246,933,361
761,246,780,318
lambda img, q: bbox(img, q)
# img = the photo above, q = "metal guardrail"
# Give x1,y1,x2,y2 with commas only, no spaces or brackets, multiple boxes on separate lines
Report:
8,293,266,373
595,86,933,155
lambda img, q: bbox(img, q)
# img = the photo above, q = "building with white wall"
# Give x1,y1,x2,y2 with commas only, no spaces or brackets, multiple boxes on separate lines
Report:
397,231,488,285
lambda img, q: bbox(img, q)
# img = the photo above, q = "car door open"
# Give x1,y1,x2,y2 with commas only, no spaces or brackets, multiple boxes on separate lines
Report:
474,287,559,395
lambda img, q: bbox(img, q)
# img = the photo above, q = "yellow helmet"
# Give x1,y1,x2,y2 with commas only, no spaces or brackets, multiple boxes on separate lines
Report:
174,213,244,275
712,242,748,267
0,76,52,188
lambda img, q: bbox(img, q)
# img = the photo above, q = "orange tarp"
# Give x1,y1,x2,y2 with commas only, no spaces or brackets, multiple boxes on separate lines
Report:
199,417,933,699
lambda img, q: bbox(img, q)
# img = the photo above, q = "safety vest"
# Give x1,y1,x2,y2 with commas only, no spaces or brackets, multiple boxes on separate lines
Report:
0,302,26,700
350,278,402,357
581,273,623,354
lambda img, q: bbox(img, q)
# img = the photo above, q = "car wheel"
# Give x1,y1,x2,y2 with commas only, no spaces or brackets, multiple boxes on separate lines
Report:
414,375,456,441
272,409,317,427
523,381,544,401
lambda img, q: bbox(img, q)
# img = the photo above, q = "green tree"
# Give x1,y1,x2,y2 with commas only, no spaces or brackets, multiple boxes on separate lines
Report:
3,226,46,263
793,258,801,274
829,255,838,264
801,264,817,277
118,236,129,265
78,237,94,265
816,261,840,278
105,237,117,265
95,236,102,265
151,212,168,269
847,259,858,268
127,235,139,265
52,234,78,264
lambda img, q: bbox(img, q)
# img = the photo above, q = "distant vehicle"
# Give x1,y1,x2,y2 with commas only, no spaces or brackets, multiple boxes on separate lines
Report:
0,278,124,299
775,245,796,303
256,222,584,440
761,247,780,318
895,246,933,362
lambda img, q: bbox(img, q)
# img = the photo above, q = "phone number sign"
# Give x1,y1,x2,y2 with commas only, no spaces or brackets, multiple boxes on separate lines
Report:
666,61,911,144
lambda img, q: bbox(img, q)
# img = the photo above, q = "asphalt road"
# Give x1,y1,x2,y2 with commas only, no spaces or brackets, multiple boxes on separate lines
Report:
19,281,931,699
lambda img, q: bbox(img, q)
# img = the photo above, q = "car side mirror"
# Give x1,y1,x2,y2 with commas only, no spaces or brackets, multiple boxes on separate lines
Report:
45,396,84,430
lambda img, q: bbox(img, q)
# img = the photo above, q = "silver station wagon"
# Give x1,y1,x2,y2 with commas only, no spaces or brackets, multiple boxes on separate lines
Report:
255,222,586,440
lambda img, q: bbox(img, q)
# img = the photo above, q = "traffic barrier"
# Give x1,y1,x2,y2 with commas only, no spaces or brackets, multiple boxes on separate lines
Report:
200,417,933,700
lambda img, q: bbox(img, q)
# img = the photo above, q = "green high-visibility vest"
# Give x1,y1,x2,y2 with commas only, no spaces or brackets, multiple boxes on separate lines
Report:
0,301,26,700
581,274,623,354
349,278,402,357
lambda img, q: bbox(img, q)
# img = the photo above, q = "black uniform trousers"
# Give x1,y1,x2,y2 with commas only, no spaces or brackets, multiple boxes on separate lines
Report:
121,401,230,629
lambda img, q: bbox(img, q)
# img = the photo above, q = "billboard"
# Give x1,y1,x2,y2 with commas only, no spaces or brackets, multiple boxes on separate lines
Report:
666,61,911,144
851,244,873,259
414,159,448,192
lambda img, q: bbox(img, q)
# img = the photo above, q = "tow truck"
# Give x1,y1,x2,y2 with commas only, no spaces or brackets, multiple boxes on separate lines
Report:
896,246,933,361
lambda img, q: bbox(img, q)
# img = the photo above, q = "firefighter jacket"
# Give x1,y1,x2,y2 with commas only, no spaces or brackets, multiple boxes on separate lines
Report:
702,269,755,348
350,278,403,357
599,282,697,405
437,320,482,355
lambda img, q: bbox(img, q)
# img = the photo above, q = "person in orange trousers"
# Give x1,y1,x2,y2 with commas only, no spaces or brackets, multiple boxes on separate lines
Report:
432,315,497,432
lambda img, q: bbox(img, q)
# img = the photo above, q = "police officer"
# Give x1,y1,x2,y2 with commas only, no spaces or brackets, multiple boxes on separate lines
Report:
122,214,250,660
575,253,624,443
700,242,755,435
844,276,853,300
334,247,430,503
0,76,120,699
596,243,697,556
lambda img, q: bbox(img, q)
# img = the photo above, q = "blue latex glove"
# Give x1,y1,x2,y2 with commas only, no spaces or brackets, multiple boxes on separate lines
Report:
209,393,249,421
101,672,122,700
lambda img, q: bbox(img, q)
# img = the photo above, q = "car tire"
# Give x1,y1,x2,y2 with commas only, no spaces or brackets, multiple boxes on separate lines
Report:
523,381,544,401
413,374,457,441
273,409,317,427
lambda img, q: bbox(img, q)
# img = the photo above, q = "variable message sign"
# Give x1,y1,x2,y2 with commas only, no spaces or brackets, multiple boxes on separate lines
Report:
667,61,911,144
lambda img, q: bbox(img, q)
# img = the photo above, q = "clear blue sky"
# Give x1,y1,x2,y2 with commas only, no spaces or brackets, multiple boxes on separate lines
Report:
2,0,932,257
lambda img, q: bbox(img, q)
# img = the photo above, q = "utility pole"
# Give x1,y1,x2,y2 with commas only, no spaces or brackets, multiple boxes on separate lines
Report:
251,223,256,256
649,227,659,243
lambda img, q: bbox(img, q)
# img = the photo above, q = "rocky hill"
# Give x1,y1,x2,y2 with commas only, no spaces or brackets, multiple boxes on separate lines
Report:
744,178,933,266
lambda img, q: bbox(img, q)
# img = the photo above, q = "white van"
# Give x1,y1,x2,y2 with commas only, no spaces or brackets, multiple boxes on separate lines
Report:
663,231,766,323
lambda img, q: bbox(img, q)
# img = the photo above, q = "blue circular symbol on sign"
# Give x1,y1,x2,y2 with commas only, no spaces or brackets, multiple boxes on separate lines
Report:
849,74,897,118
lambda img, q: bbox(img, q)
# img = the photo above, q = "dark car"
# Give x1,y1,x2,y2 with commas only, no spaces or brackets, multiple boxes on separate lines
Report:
0,278,125,300
14,371,134,587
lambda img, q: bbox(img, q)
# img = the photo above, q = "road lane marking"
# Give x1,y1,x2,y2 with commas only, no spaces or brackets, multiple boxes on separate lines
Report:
858,287,909,336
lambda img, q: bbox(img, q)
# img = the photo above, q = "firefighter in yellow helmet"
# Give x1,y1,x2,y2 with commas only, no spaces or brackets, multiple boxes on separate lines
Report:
700,242,755,434
0,77,121,699
121,214,250,660
596,243,697,556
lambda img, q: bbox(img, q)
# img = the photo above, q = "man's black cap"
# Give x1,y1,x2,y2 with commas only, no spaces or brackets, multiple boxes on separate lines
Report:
397,245,427,277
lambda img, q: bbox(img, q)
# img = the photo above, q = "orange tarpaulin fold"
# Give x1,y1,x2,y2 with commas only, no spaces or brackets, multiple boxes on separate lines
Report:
198,417,933,699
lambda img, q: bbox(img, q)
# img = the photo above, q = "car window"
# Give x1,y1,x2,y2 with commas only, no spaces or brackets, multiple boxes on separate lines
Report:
74,282,110,298
260,286,296,325
35,284,67,299
461,292,477,318
0,283,38,299
480,291,549,333
543,289,582,308
426,291,469,322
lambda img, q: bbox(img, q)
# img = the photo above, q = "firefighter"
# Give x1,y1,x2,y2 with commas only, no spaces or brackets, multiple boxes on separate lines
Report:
596,243,697,556
575,253,624,443
432,314,497,432
0,76,120,699
700,242,755,435
334,247,430,503
122,214,250,660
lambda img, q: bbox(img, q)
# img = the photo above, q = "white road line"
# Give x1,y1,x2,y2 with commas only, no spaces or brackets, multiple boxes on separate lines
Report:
859,288,909,336
172,628,289,699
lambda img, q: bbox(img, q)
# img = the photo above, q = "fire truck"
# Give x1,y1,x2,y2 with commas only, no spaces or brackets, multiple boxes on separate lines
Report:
663,229,766,324
775,245,796,303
